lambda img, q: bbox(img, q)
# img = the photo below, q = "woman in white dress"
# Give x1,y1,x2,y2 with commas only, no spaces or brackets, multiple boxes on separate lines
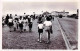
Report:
23,17,28,31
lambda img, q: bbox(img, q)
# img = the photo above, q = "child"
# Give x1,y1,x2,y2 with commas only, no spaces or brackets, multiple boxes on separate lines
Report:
38,21,44,42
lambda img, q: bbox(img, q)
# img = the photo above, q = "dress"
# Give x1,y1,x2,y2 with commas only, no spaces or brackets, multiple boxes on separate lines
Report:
23,19,28,30
13,20,17,28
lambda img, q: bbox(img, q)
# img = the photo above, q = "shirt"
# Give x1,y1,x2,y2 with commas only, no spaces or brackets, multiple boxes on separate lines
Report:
43,21,52,27
19,19,23,23
31,18,33,22
38,24,44,29
23,19,28,23
8,19,13,22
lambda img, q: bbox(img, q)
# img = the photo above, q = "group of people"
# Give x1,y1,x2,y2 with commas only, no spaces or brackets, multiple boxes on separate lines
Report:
2,13,54,43
3,13,33,33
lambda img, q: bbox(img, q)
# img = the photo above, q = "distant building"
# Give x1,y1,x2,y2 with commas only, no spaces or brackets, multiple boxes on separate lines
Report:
51,11,69,17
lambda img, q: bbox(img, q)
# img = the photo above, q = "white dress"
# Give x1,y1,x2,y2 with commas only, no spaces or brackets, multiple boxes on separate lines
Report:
23,19,28,30
13,20,17,28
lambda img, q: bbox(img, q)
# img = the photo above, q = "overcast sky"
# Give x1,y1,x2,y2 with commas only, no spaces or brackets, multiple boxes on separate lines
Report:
3,2,78,15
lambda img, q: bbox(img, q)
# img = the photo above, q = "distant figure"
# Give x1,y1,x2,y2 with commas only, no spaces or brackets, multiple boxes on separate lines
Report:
28,16,31,23
28,21,33,32
44,17,53,43
13,19,17,31
37,21,44,42
33,14,35,20
2,17,5,27
23,17,28,31
59,14,62,18
48,15,52,21
52,16,54,21
8,14,13,32
26,15,28,19
23,13,26,19
14,14,19,29
5,14,9,25
37,15,43,23
18,16,23,33
14,14,18,21
27,16,32,31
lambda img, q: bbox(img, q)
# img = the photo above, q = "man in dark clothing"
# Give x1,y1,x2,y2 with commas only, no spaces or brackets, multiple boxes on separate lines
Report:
8,14,13,32
33,14,35,20
28,22,33,32
5,14,9,25
37,15,43,23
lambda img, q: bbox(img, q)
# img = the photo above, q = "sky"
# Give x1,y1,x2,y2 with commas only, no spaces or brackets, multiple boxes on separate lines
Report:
2,2,78,15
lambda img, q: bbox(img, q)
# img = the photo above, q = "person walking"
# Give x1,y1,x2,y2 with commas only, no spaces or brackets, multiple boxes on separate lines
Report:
37,15,43,23
43,17,53,43
23,17,28,31
8,14,13,32
28,16,33,32
13,18,18,31
18,16,23,33
5,14,9,26
14,14,19,29
28,21,33,32
37,21,44,42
